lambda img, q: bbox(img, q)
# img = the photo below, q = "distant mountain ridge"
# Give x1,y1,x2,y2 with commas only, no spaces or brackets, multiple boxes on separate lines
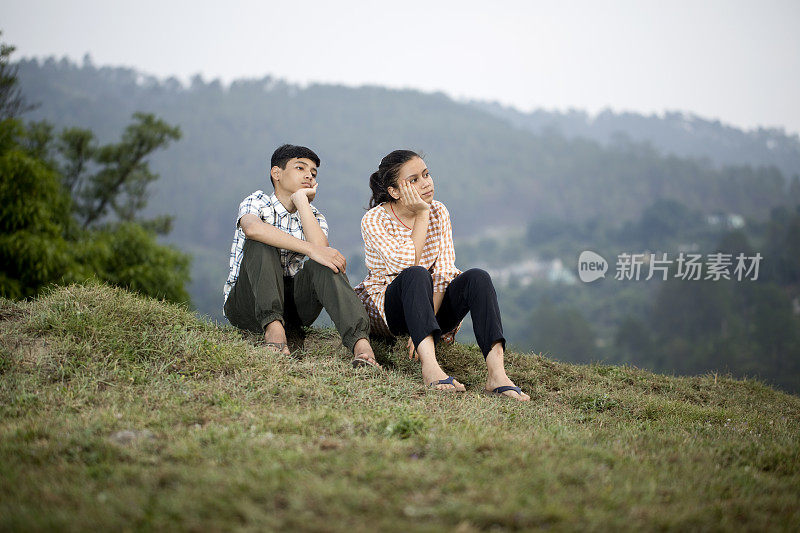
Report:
472,101,800,180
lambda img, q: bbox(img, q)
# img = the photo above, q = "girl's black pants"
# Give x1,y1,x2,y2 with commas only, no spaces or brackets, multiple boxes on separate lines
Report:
383,266,505,357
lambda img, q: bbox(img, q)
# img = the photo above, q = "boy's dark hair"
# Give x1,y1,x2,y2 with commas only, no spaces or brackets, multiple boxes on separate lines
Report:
270,144,321,188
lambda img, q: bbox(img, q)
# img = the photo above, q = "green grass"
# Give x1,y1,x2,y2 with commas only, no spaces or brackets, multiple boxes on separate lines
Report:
1,282,799,531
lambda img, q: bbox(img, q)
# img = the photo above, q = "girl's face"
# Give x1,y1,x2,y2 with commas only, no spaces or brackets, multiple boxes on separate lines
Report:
391,156,435,204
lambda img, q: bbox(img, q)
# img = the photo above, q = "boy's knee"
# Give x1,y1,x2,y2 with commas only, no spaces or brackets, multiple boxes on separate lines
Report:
243,239,280,259
304,259,334,276
304,260,352,285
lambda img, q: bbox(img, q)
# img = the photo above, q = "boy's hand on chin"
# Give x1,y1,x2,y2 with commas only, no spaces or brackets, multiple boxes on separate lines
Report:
291,184,317,205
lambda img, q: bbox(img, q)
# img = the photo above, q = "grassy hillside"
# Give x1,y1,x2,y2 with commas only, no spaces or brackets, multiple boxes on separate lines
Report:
1,283,799,531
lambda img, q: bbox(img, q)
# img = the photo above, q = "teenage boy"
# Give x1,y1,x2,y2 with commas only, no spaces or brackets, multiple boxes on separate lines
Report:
223,144,379,368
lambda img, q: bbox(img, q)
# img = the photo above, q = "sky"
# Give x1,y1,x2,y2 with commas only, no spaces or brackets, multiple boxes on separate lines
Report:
4,0,800,135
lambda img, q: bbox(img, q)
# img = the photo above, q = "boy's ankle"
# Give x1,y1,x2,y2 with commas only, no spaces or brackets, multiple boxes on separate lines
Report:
352,337,372,355
264,320,286,338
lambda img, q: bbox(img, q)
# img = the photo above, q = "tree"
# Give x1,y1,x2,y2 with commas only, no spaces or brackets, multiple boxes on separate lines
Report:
0,33,35,120
0,115,191,302
763,205,800,286
0,36,189,303
637,226,800,392
68,222,190,303
54,114,181,231
525,300,598,363
616,198,702,248
0,120,72,299
614,316,652,363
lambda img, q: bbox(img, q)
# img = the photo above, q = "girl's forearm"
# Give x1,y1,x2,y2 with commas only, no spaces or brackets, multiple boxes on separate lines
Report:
411,210,430,264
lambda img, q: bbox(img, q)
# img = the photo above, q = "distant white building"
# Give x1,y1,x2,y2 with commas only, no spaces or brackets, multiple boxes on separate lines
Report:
486,257,577,288
706,213,745,229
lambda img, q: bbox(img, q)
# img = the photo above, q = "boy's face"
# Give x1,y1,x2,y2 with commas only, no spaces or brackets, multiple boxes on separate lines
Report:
271,157,318,194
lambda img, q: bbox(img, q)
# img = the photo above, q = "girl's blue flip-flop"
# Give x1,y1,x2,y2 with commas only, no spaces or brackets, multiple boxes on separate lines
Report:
426,376,465,392
483,385,524,398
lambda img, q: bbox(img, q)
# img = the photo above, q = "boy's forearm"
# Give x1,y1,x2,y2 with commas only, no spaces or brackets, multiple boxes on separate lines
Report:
241,215,312,255
295,200,329,247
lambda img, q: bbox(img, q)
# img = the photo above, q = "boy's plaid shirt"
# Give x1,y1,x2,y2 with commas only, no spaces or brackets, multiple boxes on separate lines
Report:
223,190,328,310
354,200,461,338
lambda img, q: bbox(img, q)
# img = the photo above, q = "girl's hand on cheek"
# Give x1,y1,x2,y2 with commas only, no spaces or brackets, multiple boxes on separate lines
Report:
400,181,429,215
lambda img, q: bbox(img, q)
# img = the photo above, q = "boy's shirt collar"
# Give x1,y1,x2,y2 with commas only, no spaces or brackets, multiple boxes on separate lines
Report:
270,192,291,217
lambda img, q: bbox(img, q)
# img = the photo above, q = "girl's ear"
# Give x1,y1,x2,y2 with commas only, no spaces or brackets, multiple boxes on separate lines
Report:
387,186,401,200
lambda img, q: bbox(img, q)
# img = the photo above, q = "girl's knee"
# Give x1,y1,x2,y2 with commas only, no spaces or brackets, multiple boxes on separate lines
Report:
463,268,493,287
402,265,432,281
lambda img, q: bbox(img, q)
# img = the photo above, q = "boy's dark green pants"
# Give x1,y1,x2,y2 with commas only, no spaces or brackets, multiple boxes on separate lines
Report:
224,239,370,353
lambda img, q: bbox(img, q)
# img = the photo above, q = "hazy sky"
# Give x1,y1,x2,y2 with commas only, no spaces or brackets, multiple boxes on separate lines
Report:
4,0,800,134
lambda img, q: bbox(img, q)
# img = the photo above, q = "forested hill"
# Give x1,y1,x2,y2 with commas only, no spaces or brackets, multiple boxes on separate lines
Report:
15,57,800,317
472,101,800,181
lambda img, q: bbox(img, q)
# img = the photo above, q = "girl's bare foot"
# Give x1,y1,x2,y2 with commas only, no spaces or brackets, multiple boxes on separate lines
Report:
485,348,530,401
421,361,465,391
484,376,530,401
413,335,464,391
